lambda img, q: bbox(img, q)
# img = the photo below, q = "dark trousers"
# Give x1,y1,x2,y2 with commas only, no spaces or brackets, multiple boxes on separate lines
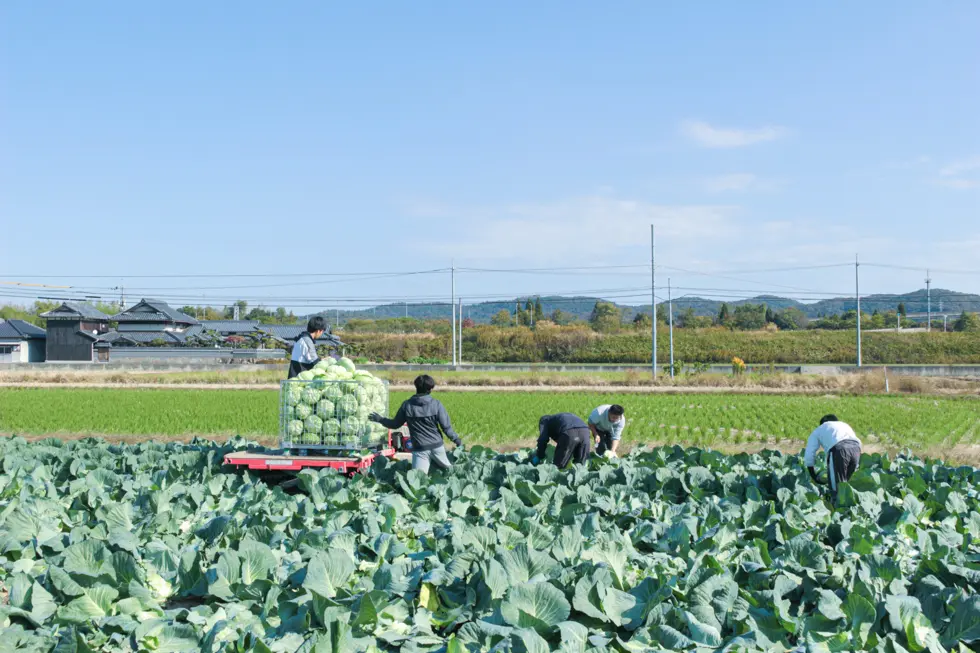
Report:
828,440,862,492
554,428,591,468
594,429,614,455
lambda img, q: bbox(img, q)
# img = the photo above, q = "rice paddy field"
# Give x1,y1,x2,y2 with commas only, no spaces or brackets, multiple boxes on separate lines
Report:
1,387,977,456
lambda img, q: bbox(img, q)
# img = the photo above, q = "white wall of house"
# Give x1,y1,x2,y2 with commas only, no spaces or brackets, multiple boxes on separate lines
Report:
0,340,29,363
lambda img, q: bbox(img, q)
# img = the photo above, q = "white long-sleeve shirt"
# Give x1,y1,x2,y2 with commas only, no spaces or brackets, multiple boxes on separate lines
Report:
803,421,862,466
290,333,319,364
588,405,626,441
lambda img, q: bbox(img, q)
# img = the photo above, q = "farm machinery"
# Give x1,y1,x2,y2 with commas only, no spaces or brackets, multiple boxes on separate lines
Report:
224,360,409,477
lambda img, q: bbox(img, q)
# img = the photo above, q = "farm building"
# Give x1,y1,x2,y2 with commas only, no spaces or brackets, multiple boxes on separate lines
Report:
0,319,47,362
39,302,111,361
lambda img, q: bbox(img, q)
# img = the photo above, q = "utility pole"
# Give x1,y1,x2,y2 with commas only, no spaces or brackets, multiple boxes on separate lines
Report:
925,270,932,332
855,254,862,368
651,225,657,378
458,297,463,364
451,262,457,366
336,309,339,328
668,278,674,379
405,302,408,318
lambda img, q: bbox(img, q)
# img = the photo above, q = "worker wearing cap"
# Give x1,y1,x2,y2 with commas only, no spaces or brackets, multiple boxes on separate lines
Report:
288,316,326,379
588,404,626,457
532,413,591,468
804,414,863,494
368,374,463,474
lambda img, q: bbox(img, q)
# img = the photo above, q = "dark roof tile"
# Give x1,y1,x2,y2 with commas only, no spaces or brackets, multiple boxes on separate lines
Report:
111,299,199,325
0,319,47,339
40,302,110,321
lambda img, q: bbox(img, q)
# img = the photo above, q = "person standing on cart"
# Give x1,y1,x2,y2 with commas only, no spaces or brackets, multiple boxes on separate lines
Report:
368,374,463,474
532,413,591,468
287,316,327,379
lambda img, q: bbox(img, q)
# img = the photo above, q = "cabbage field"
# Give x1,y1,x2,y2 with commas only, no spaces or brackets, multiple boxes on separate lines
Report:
2,436,980,652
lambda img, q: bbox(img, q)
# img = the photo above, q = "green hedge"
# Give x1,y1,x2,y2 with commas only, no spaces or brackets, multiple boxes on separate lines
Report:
341,325,980,364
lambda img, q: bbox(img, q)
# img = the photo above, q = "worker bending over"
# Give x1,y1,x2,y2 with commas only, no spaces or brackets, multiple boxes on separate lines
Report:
288,316,327,379
532,413,591,468
588,404,626,457
368,375,463,474
804,414,863,494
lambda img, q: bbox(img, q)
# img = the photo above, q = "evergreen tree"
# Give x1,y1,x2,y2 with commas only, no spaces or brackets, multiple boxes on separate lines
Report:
718,303,731,325
533,298,544,323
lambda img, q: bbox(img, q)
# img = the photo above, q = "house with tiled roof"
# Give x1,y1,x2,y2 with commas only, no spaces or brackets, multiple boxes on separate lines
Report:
97,299,203,347
39,302,111,361
0,319,47,363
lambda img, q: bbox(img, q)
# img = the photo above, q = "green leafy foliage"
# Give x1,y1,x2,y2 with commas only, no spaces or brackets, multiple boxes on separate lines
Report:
1,436,979,651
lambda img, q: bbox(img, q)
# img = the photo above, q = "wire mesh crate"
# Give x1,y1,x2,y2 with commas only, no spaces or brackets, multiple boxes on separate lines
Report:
279,378,390,452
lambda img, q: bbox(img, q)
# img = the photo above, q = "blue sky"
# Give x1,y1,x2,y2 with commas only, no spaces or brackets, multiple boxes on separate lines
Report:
2,2,978,312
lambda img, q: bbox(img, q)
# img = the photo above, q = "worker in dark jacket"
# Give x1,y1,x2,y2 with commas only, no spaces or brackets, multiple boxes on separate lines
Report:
532,413,591,468
287,316,327,379
368,374,463,474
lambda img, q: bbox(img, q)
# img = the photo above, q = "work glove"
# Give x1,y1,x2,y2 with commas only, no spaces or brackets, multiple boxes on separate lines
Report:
530,455,541,465
454,439,464,450
368,412,383,424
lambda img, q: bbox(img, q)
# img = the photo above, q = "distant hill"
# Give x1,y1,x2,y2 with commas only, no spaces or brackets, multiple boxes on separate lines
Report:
309,288,980,324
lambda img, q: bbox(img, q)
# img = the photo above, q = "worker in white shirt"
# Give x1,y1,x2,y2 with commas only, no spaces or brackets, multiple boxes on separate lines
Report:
803,414,863,493
287,316,327,379
588,404,626,457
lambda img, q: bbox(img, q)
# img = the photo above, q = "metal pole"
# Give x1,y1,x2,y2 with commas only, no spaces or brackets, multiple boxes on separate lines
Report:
451,263,457,366
405,302,408,318
944,315,948,332
651,225,657,378
668,277,674,379
458,298,463,363
925,270,932,332
855,254,862,368
336,309,339,328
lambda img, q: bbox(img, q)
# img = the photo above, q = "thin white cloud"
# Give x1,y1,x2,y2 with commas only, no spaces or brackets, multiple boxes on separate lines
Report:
939,157,980,177
936,178,980,190
935,156,980,190
681,120,786,148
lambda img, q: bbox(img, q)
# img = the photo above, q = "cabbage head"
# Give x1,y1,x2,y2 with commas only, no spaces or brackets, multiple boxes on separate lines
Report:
322,419,341,437
285,385,303,406
301,386,321,405
297,370,315,381
340,416,364,436
336,395,358,417
337,357,356,373
287,420,304,438
321,384,343,400
304,415,323,435
294,404,313,420
340,381,360,396
352,385,368,404
316,399,335,418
